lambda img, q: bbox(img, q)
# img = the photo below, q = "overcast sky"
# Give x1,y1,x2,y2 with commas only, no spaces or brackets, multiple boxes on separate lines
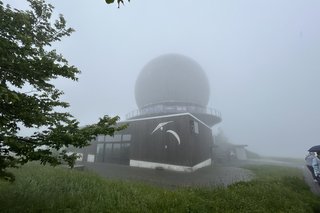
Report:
7,0,320,158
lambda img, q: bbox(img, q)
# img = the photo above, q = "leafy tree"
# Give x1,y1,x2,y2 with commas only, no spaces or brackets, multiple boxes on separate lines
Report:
105,0,130,8
0,0,126,181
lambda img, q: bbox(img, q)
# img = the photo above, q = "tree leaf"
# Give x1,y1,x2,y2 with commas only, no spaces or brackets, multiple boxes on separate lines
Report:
105,0,115,4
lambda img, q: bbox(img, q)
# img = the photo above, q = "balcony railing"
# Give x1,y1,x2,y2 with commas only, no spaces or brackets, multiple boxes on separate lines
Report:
125,102,221,120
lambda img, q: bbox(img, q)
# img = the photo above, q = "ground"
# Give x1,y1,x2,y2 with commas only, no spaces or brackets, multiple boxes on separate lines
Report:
79,161,253,188
78,159,320,196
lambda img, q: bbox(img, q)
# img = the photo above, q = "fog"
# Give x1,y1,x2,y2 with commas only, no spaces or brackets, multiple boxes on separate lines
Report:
7,0,320,158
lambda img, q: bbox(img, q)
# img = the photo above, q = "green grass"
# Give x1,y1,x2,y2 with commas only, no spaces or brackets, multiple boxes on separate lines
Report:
0,163,319,213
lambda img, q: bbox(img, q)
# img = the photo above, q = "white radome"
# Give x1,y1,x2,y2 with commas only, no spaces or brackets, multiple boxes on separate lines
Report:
135,53,210,108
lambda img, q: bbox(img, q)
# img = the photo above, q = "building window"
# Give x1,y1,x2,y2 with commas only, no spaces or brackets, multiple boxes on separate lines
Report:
190,120,199,134
194,121,199,134
177,106,186,111
113,143,121,150
105,134,121,142
122,134,131,141
105,143,112,155
121,143,130,148
97,143,104,154
96,135,105,142
87,154,95,163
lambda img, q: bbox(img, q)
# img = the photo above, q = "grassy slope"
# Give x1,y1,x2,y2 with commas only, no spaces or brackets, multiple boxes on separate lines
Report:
0,164,319,213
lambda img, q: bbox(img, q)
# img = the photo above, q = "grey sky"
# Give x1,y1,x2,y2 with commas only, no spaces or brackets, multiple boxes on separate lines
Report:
7,0,320,158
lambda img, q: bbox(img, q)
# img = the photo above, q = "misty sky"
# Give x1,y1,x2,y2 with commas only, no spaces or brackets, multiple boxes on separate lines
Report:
7,0,320,158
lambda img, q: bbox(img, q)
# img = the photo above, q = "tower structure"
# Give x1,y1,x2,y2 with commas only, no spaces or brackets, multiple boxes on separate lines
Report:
126,53,221,126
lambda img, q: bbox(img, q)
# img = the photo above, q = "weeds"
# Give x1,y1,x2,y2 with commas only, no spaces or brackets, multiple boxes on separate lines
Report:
0,163,319,213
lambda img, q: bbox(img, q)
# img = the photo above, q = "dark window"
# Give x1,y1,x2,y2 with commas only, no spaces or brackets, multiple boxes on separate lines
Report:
122,134,132,141
105,143,112,155
105,134,121,142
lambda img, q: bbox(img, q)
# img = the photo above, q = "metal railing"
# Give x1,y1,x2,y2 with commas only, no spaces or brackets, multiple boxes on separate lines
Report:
125,102,221,120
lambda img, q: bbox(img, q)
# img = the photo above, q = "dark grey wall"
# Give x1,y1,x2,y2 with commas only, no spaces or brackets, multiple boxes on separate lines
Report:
123,113,213,167
72,113,213,167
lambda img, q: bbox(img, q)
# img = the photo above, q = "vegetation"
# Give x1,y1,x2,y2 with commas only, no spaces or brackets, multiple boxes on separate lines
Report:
0,163,319,213
264,156,305,165
0,0,126,181
105,0,131,8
